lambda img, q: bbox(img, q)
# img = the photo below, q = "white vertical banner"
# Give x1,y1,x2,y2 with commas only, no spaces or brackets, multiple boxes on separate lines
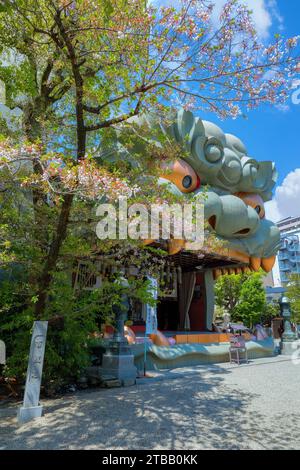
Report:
18,321,48,424
145,277,158,335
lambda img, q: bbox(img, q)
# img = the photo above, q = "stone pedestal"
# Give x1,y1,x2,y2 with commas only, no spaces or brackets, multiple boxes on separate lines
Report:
18,405,43,423
281,322,298,356
279,297,298,356
98,336,137,386
281,340,300,356
90,277,137,386
100,352,137,386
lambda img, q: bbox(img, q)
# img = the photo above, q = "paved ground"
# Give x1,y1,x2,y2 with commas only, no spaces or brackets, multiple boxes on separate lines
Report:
1,356,300,450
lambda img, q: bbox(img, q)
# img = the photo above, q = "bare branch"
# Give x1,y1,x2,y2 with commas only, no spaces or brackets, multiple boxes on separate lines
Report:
85,101,141,131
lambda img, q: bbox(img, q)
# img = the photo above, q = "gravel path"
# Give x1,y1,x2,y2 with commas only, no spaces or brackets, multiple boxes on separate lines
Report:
1,357,300,450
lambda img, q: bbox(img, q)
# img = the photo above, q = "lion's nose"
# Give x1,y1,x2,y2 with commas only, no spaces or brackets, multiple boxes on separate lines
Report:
208,215,251,235
205,193,260,238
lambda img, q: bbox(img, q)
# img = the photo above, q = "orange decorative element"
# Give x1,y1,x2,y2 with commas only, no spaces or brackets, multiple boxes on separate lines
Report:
234,192,265,219
124,326,136,345
187,334,199,343
261,255,276,273
242,266,251,274
161,159,200,193
243,332,252,341
213,269,223,280
142,239,154,246
149,330,170,347
250,256,261,272
218,333,231,343
174,333,230,344
167,239,186,255
215,246,250,265
174,335,188,344
226,249,250,264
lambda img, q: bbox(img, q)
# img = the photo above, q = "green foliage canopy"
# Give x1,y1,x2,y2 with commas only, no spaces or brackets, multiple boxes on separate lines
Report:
215,271,267,327
286,274,300,323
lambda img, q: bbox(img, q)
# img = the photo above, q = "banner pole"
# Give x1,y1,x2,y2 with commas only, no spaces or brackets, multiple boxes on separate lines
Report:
144,329,147,377
144,277,158,377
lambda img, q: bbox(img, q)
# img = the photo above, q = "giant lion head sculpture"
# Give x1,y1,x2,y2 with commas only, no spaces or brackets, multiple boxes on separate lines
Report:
117,109,280,273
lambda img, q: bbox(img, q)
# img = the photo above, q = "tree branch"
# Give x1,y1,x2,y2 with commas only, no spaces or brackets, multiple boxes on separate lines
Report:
85,101,141,131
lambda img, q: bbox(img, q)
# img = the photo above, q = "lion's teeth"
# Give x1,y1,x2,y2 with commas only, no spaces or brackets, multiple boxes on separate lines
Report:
250,256,261,271
261,255,276,273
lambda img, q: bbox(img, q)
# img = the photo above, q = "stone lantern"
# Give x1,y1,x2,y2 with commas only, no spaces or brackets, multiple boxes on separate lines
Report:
99,276,137,385
279,295,298,355
223,311,231,331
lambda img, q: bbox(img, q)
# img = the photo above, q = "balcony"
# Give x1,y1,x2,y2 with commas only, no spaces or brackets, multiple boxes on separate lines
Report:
280,266,290,272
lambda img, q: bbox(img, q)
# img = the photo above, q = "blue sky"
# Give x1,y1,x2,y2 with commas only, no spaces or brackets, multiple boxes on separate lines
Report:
199,0,300,222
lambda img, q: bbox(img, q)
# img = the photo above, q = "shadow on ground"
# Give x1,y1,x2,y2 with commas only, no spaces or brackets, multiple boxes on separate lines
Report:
0,363,299,450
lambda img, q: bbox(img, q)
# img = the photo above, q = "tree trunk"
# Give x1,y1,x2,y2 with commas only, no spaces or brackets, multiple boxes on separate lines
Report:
23,100,50,250
34,193,74,319
32,106,86,319
23,104,72,319
32,11,86,319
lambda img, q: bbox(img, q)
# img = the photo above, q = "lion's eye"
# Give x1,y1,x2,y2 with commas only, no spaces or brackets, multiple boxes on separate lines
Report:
182,175,192,189
161,159,200,193
234,192,265,220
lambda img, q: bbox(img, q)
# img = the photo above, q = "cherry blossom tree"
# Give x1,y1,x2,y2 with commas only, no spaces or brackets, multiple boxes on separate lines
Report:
0,0,299,319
